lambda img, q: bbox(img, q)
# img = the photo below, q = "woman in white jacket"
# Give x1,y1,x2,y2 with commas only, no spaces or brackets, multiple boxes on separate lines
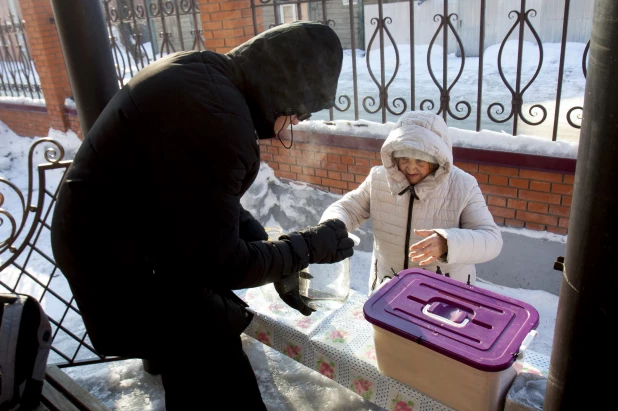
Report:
320,111,503,294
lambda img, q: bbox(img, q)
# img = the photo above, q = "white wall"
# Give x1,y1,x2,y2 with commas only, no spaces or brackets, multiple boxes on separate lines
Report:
364,0,459,52
364,0,593,56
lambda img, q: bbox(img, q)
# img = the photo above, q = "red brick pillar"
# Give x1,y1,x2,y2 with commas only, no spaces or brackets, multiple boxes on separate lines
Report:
19,0,73,134
200,0,262,53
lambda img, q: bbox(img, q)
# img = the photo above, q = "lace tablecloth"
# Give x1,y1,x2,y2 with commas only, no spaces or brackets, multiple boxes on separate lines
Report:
236,286,549,411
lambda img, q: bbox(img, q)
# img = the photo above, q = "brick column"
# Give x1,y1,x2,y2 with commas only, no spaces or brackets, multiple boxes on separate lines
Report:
200,0,262,53
19,0,73,133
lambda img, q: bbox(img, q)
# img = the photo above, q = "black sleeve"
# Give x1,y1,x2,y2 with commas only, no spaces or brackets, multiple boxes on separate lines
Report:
238,205,268,242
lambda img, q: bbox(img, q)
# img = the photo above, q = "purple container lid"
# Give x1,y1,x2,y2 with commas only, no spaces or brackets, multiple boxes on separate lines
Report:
363,269,539,372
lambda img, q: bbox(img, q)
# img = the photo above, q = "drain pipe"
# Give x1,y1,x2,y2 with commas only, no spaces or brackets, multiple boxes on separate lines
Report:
49,0,118,137
544,0,618,409
47,0,164,374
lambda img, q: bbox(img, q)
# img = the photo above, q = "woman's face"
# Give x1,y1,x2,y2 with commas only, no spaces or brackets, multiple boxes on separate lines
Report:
396,157,435,185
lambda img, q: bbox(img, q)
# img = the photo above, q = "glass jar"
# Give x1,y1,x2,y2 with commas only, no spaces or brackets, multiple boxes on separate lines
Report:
260,228,361,312
299,233,360,311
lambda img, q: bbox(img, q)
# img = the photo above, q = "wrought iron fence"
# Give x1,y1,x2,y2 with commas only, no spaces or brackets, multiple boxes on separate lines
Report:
0,139,123,367
103,0,206,87
0,14,43,100
252,0,590,142
99,0,589,142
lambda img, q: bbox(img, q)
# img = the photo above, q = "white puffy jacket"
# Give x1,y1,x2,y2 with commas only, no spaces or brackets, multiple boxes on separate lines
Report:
320,111,503,293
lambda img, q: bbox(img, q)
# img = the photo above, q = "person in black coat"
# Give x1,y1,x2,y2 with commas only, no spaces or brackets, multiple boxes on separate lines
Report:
50,21,351,410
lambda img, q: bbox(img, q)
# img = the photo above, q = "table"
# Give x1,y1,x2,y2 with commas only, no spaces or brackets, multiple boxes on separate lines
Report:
236,286,549,411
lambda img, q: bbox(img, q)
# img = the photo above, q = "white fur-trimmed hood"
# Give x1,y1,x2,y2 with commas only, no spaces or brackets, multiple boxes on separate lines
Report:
381,111,453,199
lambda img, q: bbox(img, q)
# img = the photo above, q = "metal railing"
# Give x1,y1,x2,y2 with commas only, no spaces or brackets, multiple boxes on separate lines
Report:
103,0,206,87
251,0,590,142
0,139,122,367
0,0,590,143
0,14,43,100
99,0,589,142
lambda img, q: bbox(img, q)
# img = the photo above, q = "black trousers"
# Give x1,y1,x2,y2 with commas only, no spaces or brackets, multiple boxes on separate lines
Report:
159,335,267,410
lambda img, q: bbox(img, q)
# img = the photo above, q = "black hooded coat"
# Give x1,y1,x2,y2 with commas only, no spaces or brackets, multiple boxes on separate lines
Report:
51,21,343,358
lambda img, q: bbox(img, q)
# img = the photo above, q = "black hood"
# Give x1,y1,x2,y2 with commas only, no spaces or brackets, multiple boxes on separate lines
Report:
227,21,343,139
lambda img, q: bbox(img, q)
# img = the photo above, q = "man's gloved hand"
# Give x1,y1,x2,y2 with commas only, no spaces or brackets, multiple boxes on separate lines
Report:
273,271,315,316
298,219,354,264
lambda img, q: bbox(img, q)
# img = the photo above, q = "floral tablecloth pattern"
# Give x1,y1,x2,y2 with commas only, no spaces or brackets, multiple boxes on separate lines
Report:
236,286,549,411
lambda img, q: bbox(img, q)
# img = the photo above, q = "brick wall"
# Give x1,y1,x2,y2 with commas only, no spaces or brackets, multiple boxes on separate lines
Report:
458,163,572,235
0,0,81,138
0,105,50,137
0,103,82,139
19,0,74,133
200,0,261,53
261,129,574,235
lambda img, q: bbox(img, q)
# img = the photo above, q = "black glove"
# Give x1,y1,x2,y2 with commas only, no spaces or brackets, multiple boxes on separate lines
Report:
274,271,315,316
238,206,267,242
297,219,354,264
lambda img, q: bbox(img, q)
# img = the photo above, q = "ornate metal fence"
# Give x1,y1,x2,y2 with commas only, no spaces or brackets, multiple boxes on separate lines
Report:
0,14,43,100
103,0,206,86
98,0,589,141
251,0,590,142
0,139,123,367
0,0,590,142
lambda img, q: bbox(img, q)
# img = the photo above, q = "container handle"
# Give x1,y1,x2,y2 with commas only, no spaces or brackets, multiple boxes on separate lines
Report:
422,304,469,328
516,330,538,360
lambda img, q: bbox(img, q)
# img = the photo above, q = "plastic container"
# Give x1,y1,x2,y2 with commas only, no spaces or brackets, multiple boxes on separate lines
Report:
363,268,539,411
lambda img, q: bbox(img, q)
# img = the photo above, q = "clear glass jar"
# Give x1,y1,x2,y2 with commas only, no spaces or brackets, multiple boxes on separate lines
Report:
299,233,360,311
260,228,360,312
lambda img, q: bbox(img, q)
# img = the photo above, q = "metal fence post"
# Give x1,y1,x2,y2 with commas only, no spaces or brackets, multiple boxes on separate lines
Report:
544,0,618,408
49,0,119,137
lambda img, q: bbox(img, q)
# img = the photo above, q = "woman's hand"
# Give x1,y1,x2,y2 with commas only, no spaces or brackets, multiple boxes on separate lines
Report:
409,230,448,266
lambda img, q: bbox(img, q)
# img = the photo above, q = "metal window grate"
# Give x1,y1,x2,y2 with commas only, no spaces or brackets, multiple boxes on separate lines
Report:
103,0,207,87
0,14,43,100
